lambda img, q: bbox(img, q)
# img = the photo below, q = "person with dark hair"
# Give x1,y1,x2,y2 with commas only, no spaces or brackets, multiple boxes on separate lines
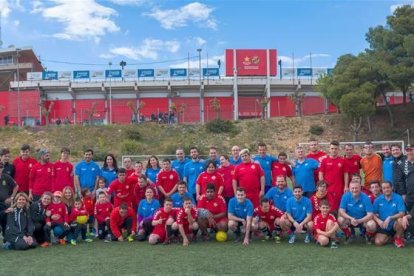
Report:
0,161,18,240
29,149,54,202
184,147,205,199
310,180,334,219
217,154,236,203
75,149,101,195
137,187,160,241
172,197,199,246
13,144,37,194
343,144,361,182
133,175,158,209
109,203,136,242
94,191,113,240
107,168,134,208
101,154,118,188
0,148,15,178
394,144,414,211
253,143,277,193
53,147,74,192
313,199,339,248
367,180,382,203
360,141,383,191
30,192,52,247
265,175,293,213
171,181,195,208
195,160,224,200
306,138,326,183
206,146,220,167
145,155,160,184
171,148,189,181
156,159,179,203
149,198,177,245
271,152,294,186
228,187,254,245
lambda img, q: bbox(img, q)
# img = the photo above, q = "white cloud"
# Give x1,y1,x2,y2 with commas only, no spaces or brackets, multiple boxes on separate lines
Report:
186,36,206,48
103,38,181,60
145,2,217,30
279,53,331,67
32,0,119,41
0,0,23,19
171,54,224,68
108,0,146,5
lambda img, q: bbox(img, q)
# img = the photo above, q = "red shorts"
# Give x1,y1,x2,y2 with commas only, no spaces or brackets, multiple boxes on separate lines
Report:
211,217,228,228
151,226,166,242
179,223,192,235
262,220,276,231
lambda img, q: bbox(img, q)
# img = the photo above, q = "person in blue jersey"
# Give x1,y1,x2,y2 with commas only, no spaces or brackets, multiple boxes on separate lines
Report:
373,181,406,248
183,147,205,199
229,145,242,165
291,146,319,197
228,187,254,246
74,149,101,196
265,175,293,212
145,155,161,184
171,148,189,181
285,185,313,244
171,181,195,208
337,180,376,244
381,145,394,185
101,154,118,188
136,187,161,241
206,146,220,167
253,142,277,194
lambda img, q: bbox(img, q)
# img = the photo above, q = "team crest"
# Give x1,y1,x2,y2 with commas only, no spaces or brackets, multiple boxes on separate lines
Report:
66,167,69,172
251,165,256,169
338,163,342,167
29,164,33,168
282,167,286,171
212,176,216,180
48,168,51,172
213,203,218,207
169,175,174,180
126,185,129,189
354,162,358,166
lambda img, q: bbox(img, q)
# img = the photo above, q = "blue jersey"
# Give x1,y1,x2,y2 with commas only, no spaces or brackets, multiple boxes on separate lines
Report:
228,198,254,219
183,160,205,195
265,187,293,212
374,193,406,221
286,196,312,223
101,167,117,187
75,160,101,191
230,156,242,166
138,199,160,219
339,192,373,219
382,155,394,184
253,155,277,187
171,192,196,208
292,158,319,192
145,167,160,183
171,158,190,181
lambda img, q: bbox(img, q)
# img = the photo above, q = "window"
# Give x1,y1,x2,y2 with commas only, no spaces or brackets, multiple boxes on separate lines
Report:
0,56,13,65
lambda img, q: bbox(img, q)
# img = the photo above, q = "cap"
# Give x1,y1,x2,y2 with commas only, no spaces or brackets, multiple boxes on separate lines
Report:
39,148,49,157
53,191,63,197
406,144,414,150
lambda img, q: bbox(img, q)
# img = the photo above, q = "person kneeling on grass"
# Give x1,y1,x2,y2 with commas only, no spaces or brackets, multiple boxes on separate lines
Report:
373,181,406,248
148,197,177,245
94,191,113,240
137,187,160,241
314,199,339,249
228,187,254,246
172,197,199,246
109,203,136,242
45,191,70,245
285,185,313,244
3,193,37,250
68,198,93,245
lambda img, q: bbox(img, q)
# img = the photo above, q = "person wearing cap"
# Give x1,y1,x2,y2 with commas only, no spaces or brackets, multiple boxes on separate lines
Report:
394,144,414,212
29,149,54,202
12,144,37,194
0,148,15,178
45,191,70,245
0,162,19,240
232,149,265,207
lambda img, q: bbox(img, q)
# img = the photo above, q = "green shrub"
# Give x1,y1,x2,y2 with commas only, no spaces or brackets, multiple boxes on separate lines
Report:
309,125,324,136
121,139,145,154
206,119,239,135
125,129,141,141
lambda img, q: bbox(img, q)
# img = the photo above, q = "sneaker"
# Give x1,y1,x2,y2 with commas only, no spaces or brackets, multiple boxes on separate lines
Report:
127,235,134,242
288,234,296,244
261,235,271,242
344,235,353,245
59,239,66,245
70,239,77,246
234,232,241,243
104,235,112,243
274,235,281,244
2,241,11,250
365,235,373,245
330,241,338,249
51,236,58,245
304,234,311,244
394,238,405,248
84,238,93,243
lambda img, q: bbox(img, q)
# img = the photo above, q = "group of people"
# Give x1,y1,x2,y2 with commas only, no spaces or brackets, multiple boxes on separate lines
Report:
1,139,414,250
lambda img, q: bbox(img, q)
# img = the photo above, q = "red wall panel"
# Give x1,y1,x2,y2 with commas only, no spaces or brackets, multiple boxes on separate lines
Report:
238,96,262,118
112,99,134,124
8,90,40,125
0,92,9,126
75,99,106,123
270,96,295,117
302,97,325,115
204,97,233,121
172,98,200,123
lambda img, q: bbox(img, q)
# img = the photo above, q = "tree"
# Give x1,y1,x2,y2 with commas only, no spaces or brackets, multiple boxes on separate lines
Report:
177,103,187,124
127,101,145,124
257,96,270,119
209,97,221,119
84,102,97,126
41,101,54,127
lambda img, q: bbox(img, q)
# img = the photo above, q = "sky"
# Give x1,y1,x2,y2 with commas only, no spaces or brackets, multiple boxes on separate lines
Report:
0,0,413,72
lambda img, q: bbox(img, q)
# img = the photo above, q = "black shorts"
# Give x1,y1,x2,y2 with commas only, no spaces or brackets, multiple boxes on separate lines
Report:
376,227,395,237
290,225,308,232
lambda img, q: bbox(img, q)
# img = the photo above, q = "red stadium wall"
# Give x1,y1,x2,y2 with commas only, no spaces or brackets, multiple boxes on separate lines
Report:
74,99,106,124
0,92,9,126
302,97,325,115
270,96,296,117
172,98,200,123
112,99,134,124
238,96,263,118
140,98,169,119
204,97,233,121
3,90,41,126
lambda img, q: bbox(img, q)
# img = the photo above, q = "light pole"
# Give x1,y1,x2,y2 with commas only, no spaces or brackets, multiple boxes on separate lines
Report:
109,61,112,125
197,48,204,124
16,48,21,128
120,60,126,81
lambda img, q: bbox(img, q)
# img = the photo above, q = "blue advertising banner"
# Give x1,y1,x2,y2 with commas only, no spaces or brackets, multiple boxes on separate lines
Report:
73,70,90,79
105,69,122,78
42,71,58,80
203,68,219,77
297,68,312,77
138,69,155,77
170,68,187,77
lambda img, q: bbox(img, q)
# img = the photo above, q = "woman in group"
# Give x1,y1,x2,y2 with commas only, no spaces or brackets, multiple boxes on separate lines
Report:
30,192,52,247
62,186,75,215
145,156,160,184
101,154,119,187
3,193,37,250
195,160,224,200
136,187,160,241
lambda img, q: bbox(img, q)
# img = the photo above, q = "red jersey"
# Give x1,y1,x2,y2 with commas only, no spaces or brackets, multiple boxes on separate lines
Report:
197,195,227,218
13,157,37,192
196,171,224,196
217,164,236,198
125,169,135,177
53,160,74,192
109,206,137,238
107,178,134,207
254,205,284,230
94,201,113,224
319,156,346,210
343,155,361,176
152,207,177,232
362,189,380,204
314,213,337,234
83,196,95,215
68,207,89,223
176,207,198,226
46,202,68,224
133,183,158,208
233,162,264,207
310,193,335,219
271,161,292,185
156,169,179,195
307,150,326,182
29,162,54,196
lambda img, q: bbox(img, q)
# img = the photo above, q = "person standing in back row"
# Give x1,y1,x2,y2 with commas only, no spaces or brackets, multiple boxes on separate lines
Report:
360,141,383,191
29,149,54,202
75,149,101,197
13,144,37,194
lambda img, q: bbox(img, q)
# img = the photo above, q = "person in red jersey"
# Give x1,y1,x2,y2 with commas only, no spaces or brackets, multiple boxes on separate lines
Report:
196,160,224,200
148,197,177,245
128,161,145,184
232,149,265,207
109,203,136,242
29,149,54,202
367,180,382,203
319,141,349,211
67,198,92,245
156,159,179,203
310,180,335,218
343,144,361,180
306,137,327,183
217,154,236,203
172,197,199,246
314,199,339,248
133,175,158,209
252,198,289,241
123,157,135,177
53,147,74,192
107,168,134,208
197,183,228,240
271,152,294,186
13,144,37,194
94,191,113,240
45,191,70,245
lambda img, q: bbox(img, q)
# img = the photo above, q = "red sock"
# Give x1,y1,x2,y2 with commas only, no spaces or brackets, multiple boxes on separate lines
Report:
342,227,351,237
366,231,375,237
